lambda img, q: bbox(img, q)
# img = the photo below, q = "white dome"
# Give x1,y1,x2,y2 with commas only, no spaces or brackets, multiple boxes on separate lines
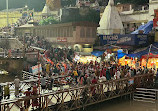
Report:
98,0,124,35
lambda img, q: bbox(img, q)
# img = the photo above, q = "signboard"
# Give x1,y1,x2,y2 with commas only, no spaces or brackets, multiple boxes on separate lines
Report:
100,34,148,46
31,64,42,75
128,78,134,85
57,38,67,42
136,34,148,45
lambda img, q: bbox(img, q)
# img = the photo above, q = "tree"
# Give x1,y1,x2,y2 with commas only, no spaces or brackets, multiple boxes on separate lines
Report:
39,16,58,25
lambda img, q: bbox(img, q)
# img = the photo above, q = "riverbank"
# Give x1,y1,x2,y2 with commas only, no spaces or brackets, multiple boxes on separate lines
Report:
83,97,158,111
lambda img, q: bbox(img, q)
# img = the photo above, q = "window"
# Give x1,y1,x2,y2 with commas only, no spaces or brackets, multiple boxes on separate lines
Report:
82,44,92,48
92,28,96,38
60,28,63,37
70,27,73,37
67,27,70,37
86,27,91,37
64,27,67,37
57,28,60,37
80,27,85,38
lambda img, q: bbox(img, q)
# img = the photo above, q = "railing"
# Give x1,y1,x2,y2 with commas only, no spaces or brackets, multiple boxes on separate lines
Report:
22,71,39,80
0,52,23,58
133,88,158,103
0,73,154,111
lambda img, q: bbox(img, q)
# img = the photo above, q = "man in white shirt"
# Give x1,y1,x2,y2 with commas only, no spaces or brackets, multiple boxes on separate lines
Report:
115,70,121,79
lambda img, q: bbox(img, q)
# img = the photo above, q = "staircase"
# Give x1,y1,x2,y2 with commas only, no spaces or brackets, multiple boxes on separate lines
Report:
133,88,158,103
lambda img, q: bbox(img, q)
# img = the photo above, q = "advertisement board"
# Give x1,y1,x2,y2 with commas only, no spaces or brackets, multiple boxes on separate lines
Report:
100,34,148,46
31,64,42,75
57,38,67,42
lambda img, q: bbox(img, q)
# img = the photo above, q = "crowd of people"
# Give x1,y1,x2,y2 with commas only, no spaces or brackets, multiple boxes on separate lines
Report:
0,36,156,110
22,36,156,94
0,12,33,38
23,36,50,49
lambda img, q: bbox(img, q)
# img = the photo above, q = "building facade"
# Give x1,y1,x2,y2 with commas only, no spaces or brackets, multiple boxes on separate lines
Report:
15,21,97,52
117,0,158,34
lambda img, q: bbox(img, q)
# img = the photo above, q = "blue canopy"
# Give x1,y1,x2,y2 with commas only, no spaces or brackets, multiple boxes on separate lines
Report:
130,43,158,58
131,21,153,34
117,53,126,59
91,51,104,57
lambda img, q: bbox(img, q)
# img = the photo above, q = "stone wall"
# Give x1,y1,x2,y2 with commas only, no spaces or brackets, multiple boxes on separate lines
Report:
0,58,24,75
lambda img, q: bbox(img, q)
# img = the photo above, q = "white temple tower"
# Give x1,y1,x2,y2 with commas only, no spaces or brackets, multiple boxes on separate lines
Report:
97,0,124,35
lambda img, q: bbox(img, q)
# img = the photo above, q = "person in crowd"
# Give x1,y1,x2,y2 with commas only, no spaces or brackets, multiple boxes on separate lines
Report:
106,68,111,80
100,75,106,82
49,74,54,90
91,77,97,95
4,83,10,99
0,85,3,102
86,74,91,86
115,69,121,79
14,76,20,97
133,68,137,76
73,70,78,84
24,88,31,109
32,85,39,109
41,76,46,92
131,69,134,77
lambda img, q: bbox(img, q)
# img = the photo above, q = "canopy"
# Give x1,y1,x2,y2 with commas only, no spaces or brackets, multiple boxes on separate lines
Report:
91,51,104,57
117,53,126,59
126,54,138,58
129,43,158,58
131,21,153,34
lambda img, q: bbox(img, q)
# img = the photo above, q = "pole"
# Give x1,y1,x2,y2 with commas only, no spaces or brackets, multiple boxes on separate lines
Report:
38,50,40,95
6,0,9,27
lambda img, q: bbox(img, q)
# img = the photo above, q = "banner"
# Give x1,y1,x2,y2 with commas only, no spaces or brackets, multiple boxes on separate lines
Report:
128,78,134,85
57,38,67,42
100,34,148,46
153,18,158,28
31,64,42,75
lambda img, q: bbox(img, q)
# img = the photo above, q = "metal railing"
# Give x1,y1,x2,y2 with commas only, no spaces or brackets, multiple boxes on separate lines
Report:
0,73,154,111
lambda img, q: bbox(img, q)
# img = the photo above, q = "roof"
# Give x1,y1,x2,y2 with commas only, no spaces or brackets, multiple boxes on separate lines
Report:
116,4,133,7
37,21,98,28
16,21,98,30
131,21,153,34
20,23,34,28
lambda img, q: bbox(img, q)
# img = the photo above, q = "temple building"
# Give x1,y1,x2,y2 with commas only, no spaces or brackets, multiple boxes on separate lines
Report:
98,0,124,35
